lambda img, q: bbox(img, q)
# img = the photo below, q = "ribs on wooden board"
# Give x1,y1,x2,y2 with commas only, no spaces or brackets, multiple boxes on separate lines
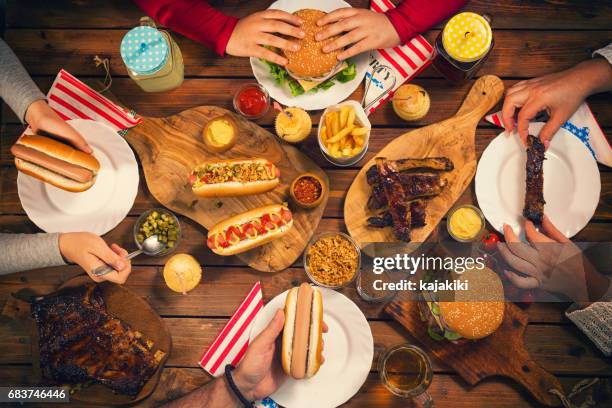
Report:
523,135,545,225
31,285,165,397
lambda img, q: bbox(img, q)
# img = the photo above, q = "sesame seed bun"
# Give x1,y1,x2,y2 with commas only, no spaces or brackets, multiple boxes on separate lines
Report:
438,267,505,340
283,9,342,80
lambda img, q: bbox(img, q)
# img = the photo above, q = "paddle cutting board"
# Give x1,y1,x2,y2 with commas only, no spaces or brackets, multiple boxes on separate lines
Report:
125,107,329,272
345,75,505,247
385,298,563,406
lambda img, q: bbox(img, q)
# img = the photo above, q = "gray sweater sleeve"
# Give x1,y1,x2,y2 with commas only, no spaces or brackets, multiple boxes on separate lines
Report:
0,38,46,123
0,233,66,274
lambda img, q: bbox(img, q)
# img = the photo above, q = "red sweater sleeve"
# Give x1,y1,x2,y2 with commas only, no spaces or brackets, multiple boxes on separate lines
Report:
133,0,238,56
385,0,467,45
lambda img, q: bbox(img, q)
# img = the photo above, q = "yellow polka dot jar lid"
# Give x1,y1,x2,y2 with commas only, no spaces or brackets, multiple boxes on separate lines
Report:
121,26,169,75
442,12,492,63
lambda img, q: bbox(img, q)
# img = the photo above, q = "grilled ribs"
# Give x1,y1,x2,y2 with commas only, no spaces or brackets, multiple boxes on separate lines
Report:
523,135,545,225
365,157,454,185
367,200,427,229
31,285,165,397
368,173,447,210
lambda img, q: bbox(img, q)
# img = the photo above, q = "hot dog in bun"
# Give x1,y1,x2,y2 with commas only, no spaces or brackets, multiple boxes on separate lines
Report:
282,283,323,380
11,135,100,192
189,158,280,197
206,204,293,256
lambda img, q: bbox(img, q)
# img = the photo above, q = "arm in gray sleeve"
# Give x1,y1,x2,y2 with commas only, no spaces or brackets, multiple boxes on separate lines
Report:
0,233,66,275
593,43,612,65
0,38,46,123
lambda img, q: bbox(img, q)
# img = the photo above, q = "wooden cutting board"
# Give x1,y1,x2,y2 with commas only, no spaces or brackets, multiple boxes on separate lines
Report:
124,107,329,272
385,298,563,406
345,75,505,248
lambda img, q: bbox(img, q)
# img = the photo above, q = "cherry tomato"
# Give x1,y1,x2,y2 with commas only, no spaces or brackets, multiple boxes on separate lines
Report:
482,231,501,252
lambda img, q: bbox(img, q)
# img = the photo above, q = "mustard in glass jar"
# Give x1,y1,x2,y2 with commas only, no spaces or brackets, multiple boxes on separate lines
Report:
433,12,493,82
120,18,184,92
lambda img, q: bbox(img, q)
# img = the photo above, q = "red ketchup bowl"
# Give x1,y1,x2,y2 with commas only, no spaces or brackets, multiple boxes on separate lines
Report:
233,83,270,120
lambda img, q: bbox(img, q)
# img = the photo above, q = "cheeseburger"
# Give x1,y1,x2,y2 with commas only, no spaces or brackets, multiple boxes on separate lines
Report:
419,267,505,343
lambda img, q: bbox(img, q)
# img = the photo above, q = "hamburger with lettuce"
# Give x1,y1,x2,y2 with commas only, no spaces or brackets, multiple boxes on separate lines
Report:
263,9,357,96
419,267,505,343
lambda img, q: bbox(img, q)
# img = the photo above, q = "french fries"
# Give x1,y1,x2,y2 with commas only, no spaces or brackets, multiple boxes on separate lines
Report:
320,105,368,159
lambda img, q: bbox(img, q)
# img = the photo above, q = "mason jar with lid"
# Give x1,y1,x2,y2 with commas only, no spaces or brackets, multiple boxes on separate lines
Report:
120,17,184,92
432,12,493,82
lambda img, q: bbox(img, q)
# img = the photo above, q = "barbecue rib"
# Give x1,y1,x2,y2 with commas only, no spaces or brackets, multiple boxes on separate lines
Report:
366,157,454,185
31,285,165,397
368,173,447,210
375,158,414,241
367,200,427,229
523,135,545,225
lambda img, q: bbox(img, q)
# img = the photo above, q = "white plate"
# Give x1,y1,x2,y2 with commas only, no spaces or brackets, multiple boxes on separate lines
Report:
250,0,370,111
250,286,373,408
475,123,600,238
18,119,139,235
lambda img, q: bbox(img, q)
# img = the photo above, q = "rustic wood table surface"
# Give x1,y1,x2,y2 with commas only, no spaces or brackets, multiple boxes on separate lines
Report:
0,1,610,407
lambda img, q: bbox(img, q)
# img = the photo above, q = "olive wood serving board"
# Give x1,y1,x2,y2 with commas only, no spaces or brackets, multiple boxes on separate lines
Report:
345,75,505,248
19,276,171,405
125,107,328,272
385,298,563,406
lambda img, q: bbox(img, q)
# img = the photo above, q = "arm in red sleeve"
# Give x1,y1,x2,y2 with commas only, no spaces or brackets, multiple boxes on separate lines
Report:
385,0,467,45
133,0,238,56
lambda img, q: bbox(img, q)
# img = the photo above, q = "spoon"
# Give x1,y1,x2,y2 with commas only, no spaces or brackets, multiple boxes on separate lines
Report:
91,235,165,277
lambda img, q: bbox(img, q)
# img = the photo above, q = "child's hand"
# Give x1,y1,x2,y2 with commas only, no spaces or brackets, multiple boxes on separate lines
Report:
315,8,400,61
226,10,305,65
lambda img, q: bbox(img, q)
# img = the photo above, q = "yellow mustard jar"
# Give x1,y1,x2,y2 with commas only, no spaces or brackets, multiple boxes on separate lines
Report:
433,12,493,82
120,17,184,92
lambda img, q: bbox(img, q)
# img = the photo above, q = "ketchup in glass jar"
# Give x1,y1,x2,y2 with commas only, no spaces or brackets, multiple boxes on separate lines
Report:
432,12,493,82
233,84,270,119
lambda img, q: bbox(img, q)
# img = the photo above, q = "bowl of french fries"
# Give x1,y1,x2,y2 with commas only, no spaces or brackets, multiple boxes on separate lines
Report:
318,100,371,166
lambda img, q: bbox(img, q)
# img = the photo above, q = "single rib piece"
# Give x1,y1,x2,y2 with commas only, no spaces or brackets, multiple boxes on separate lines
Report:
523,135,545,225
365,157,454,185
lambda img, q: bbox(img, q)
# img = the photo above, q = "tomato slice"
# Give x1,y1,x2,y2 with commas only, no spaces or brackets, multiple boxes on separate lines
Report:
280,208,293,223
207,235,216,249
261,213,272,225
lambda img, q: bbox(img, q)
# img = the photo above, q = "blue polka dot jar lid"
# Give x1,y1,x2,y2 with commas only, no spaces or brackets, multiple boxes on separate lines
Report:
120,26,169,75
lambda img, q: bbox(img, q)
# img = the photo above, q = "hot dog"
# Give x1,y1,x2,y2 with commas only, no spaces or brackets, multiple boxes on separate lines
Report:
11,135,100,192
190,158,280,197
206,204,293,256
282,283,323,380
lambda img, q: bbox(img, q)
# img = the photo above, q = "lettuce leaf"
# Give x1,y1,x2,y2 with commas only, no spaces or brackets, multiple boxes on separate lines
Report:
261,60,357,95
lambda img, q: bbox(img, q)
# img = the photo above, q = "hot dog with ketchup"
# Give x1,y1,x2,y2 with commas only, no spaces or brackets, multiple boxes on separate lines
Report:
206,204,293,256
282,283,324,380
190,158,280,197
11,135,100,192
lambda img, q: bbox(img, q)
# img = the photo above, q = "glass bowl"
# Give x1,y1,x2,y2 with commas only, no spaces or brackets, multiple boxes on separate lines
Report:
446,204,485,242
303,232,361,289
233,82,271,120
133,208,182,256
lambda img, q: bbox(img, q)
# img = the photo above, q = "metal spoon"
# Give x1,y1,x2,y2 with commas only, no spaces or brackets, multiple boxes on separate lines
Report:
91,235,165,277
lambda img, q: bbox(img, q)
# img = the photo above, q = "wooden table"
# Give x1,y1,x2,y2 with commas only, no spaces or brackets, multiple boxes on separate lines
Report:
0,1,610,407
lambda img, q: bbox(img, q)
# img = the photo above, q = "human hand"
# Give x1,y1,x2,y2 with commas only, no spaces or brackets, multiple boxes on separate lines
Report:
233,309,328,401
24,100,92,153
498,215,610,302
226,10,305,65
315,8,400,61
58,232,131,284
501,59,612,147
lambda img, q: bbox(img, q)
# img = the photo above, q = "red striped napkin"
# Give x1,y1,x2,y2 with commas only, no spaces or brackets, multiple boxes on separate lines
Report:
46,69,141,133
199,281,264,377
485,104,612,166
364,0,434,115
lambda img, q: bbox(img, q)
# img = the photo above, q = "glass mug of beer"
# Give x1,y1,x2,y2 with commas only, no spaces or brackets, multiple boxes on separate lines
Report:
378,344,434,407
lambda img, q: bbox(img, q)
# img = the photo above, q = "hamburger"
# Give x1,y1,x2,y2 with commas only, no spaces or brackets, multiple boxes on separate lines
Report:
263,8,357,96
419,267,505,343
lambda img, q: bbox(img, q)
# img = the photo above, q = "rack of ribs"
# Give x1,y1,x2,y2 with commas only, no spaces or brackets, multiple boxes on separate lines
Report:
523,135,545,225
31,285,166,397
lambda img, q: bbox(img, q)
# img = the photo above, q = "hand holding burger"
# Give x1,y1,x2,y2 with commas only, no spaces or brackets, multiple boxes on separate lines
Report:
315,8,400,61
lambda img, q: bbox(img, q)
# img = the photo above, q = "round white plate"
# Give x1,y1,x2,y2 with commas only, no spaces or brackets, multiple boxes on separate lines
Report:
250,0,370,111
18,119,139,235
475,123,600,238
250,286,373,408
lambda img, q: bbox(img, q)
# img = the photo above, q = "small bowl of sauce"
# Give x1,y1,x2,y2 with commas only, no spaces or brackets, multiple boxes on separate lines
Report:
447,205,485,242
233,83,270,119
290,173,326,209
